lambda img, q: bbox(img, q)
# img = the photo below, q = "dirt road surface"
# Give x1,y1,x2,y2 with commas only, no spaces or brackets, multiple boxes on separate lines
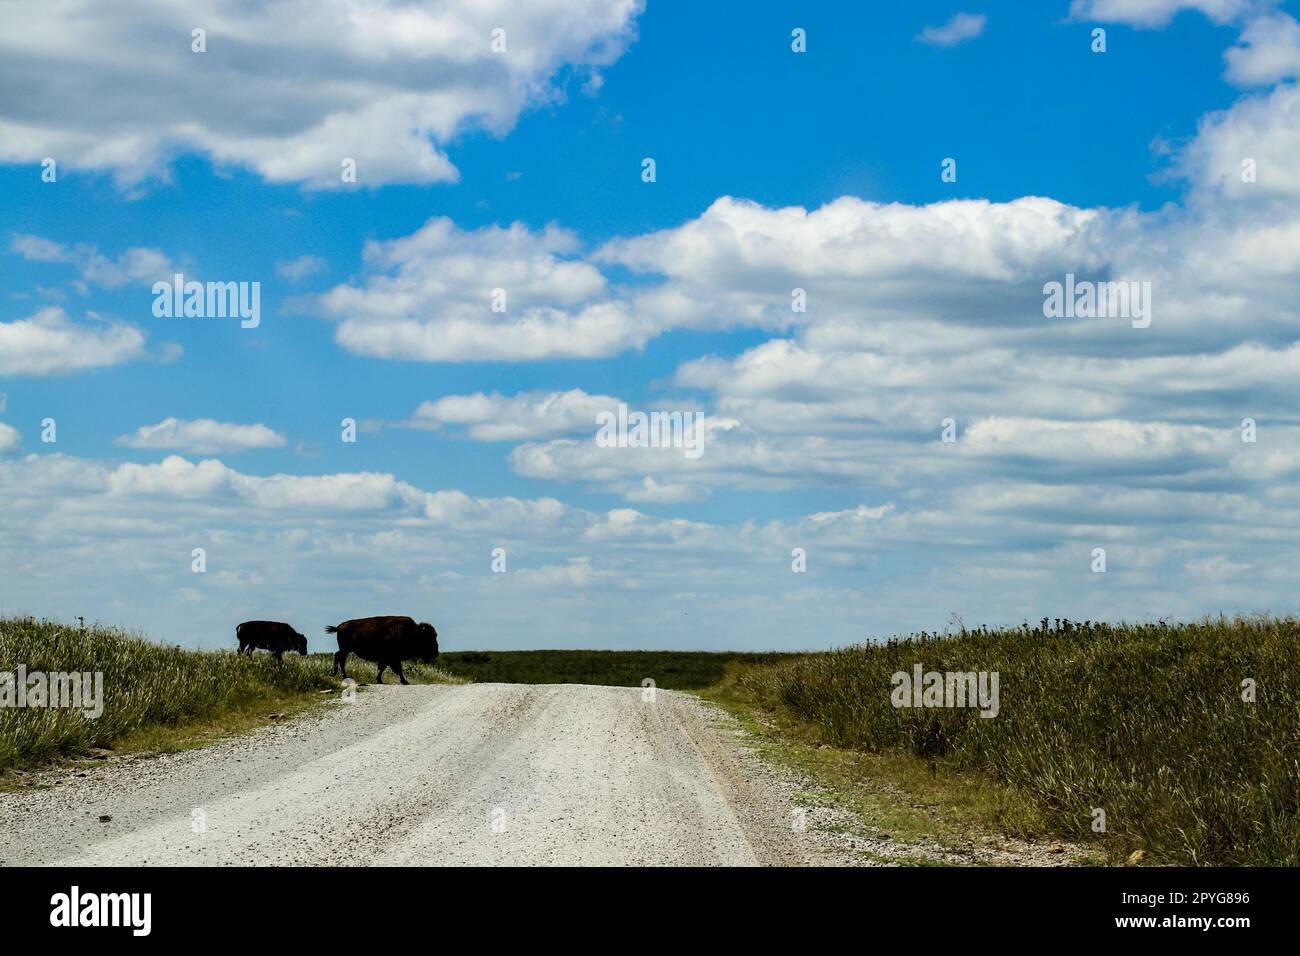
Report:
0,684,833,866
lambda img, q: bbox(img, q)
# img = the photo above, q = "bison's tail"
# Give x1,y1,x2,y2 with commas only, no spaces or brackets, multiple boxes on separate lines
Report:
324,624,339,634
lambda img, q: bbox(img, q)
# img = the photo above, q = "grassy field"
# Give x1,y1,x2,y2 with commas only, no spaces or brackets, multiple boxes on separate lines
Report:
435,649,795,689
0,617,459,773
735,616,1300,866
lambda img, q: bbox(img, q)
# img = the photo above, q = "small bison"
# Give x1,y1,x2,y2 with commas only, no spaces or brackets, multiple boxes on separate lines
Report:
236,620,308,662
326,615,439,685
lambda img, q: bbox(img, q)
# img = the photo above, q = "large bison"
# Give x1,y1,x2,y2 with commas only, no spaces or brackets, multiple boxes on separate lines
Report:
326,616,439,684
236,620,308,662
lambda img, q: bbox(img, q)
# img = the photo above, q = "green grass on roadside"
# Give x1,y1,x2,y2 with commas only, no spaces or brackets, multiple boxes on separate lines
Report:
704,667,1087,865
0,617,460,774
733,616,1300,867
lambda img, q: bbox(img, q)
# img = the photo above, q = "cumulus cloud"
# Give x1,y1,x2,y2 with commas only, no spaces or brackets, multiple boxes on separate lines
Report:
10,234,176,291
622,476,707,504
0,0,644,189
917,13,987,47
599,194,1108,285
0,307,149,376
514,557,609,588
115,418,288,455
1224,12,1300,85
1068,0,1252,28
275,255,328,283
315,218,656,361
0,394,16,453
402,389,622,441
1177,81,1300,204
508,416,785,497
596,196,1120,343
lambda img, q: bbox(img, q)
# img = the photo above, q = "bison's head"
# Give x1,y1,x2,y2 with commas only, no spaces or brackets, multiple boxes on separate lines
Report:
295,632,308,656
417,622,439,662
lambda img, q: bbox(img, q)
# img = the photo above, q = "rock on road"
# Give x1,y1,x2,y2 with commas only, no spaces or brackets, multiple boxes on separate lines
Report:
0,684,827,866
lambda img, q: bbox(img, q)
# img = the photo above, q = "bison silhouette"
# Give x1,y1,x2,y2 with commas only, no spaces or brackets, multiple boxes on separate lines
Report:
326,615,439,684
236,621,308,662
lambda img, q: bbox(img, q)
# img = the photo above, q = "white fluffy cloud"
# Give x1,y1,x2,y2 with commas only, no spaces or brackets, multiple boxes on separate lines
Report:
917,13,988,47
0,307,149,376
402,389,622,441
0,0,643,188
115,418,288,455
0,395,19,454
1178,81,1300,201
10,234,175,291
623,476,706,504
275,255,328,283
599,194,1109,287
316,218,656,361
1224,11,1300,85
1068,0,1253,27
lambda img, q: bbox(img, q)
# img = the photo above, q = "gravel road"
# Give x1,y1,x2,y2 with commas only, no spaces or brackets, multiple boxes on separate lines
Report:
0,684,828,866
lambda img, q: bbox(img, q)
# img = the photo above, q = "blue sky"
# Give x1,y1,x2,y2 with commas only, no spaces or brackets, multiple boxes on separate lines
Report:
2,0,1300,650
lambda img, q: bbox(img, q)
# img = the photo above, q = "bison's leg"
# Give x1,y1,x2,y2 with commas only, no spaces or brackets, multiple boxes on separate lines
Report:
393,660,409,685
273,650,284,663
332,649,348,677
375,663,386,684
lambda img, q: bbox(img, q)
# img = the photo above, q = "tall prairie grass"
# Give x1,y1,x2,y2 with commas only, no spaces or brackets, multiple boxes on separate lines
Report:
739,616,1300,866
0,617,456,771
